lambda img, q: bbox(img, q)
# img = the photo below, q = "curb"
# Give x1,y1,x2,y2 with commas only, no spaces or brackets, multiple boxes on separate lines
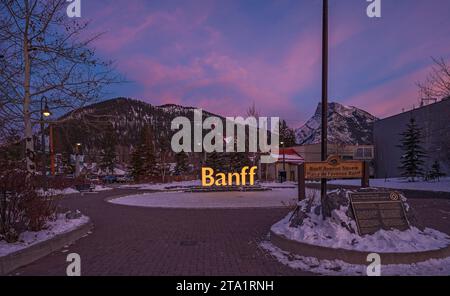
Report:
270,230,450,265
0,219,93,275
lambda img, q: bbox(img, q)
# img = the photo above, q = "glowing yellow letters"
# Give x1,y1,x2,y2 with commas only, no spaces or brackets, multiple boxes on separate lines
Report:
201,166,257,186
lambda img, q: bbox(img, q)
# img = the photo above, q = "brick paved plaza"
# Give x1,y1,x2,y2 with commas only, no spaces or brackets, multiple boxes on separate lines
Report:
10,189,450,276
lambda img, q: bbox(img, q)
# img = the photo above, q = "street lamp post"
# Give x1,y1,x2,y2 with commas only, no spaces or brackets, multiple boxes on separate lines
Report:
40,96,52,189
320,0,329,208
280,141,286,183
75,143,82,178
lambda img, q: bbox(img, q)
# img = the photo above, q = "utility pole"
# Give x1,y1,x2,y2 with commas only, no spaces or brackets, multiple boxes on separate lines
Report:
320,0,329,206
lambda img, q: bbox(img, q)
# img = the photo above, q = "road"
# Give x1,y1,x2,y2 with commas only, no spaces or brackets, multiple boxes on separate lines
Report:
11,189,311,276
10,188,450,276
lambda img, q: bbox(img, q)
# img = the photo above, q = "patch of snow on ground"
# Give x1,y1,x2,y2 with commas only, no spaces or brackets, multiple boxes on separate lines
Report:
272,188,450,253
109,188,299,209
93,185,113,192
120,180,300,191
0,214,89,257
329,177,450,193
259,181,297,188
260,241,450,276
38,187,80,196
272,211,450,253
119,180,202,191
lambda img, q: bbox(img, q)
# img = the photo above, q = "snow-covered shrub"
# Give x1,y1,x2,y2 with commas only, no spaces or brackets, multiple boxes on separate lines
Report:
0,170,60,243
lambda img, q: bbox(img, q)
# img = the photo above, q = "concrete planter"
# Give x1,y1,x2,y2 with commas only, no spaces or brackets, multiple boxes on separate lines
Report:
270,230,450,265
0,220,93,275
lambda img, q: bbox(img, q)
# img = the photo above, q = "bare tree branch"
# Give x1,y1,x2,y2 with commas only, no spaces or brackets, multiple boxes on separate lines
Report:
417,57,450,102
0,0,122,172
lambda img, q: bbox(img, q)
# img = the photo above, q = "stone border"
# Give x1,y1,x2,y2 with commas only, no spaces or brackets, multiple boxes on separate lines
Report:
0,219,93,275
270,230,450,265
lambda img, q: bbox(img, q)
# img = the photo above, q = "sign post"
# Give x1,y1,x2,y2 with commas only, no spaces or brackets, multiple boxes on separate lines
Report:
298,163,306,201
297,155,369,201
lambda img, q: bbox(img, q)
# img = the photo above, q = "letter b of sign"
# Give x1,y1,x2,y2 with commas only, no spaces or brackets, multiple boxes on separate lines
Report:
366,0,381,18
66,0,81,18
66,253,81,276
366,253,381,276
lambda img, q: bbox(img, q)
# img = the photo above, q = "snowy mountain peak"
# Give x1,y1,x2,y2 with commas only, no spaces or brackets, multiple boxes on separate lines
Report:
296,102,378,145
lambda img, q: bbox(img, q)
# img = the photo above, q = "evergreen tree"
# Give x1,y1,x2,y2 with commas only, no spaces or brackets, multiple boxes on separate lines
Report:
397,117,427,182
0,131,22,170
99,125,117,175
229,152,251,171
205,151,227,172
430,160,446,181
279,119,297,147
130,126,157,181
141,126,157,178
228,141,251,171
130,146,144,181
155,129,171,182
174,152,190,175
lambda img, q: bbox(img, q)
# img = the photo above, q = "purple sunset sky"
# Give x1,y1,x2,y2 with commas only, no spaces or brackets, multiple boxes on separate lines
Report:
84,0,450,127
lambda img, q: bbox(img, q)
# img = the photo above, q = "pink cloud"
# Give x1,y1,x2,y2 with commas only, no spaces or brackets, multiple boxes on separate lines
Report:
346,65,433,118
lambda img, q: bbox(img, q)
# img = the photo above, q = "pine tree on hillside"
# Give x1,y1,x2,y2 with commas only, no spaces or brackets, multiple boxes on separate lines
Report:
131,126,157,181
141,126,157,178
228,141,251,172
430,160,446,181
174,152,189,175
229,152,251,172
205,151,227,172
99,125,117,175
279,119,297,147
155,129,172,182
130,147,144,181
397,117,427,182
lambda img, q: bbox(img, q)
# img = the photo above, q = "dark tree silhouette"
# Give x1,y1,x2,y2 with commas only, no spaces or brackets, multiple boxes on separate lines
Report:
397,117,427,182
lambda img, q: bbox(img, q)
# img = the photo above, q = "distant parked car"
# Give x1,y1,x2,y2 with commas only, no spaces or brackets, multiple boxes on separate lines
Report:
87,174,102,185
116,175,133,183
102,175,117,184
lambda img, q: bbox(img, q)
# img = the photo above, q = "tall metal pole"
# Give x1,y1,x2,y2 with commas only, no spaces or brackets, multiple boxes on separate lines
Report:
320,0,329,206
40,97,47,190
283,144,286,178
50,124,55,176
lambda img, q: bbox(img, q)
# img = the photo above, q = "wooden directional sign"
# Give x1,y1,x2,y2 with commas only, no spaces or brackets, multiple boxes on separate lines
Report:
297,155,370,201
350,191,410,235
304,155,363,179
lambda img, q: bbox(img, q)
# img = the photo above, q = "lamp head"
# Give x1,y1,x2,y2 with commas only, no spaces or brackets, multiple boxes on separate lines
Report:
42,99,52,117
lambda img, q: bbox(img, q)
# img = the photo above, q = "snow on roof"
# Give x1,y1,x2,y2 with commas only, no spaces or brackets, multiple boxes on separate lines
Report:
271,148,304,164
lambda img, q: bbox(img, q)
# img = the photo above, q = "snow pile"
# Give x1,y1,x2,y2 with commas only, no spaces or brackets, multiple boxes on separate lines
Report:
328,177,450,193
260,241,450,276
93,185,113,192
0,214,89,257
272,191,450,253
38,187,80,196
259,181,297,188
121,180,302,191
119,180,202,191
109,188,298,209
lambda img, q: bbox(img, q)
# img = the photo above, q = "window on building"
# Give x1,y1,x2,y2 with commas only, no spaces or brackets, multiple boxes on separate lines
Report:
354,147,373,159
364,147,373,158
355,148,364,158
